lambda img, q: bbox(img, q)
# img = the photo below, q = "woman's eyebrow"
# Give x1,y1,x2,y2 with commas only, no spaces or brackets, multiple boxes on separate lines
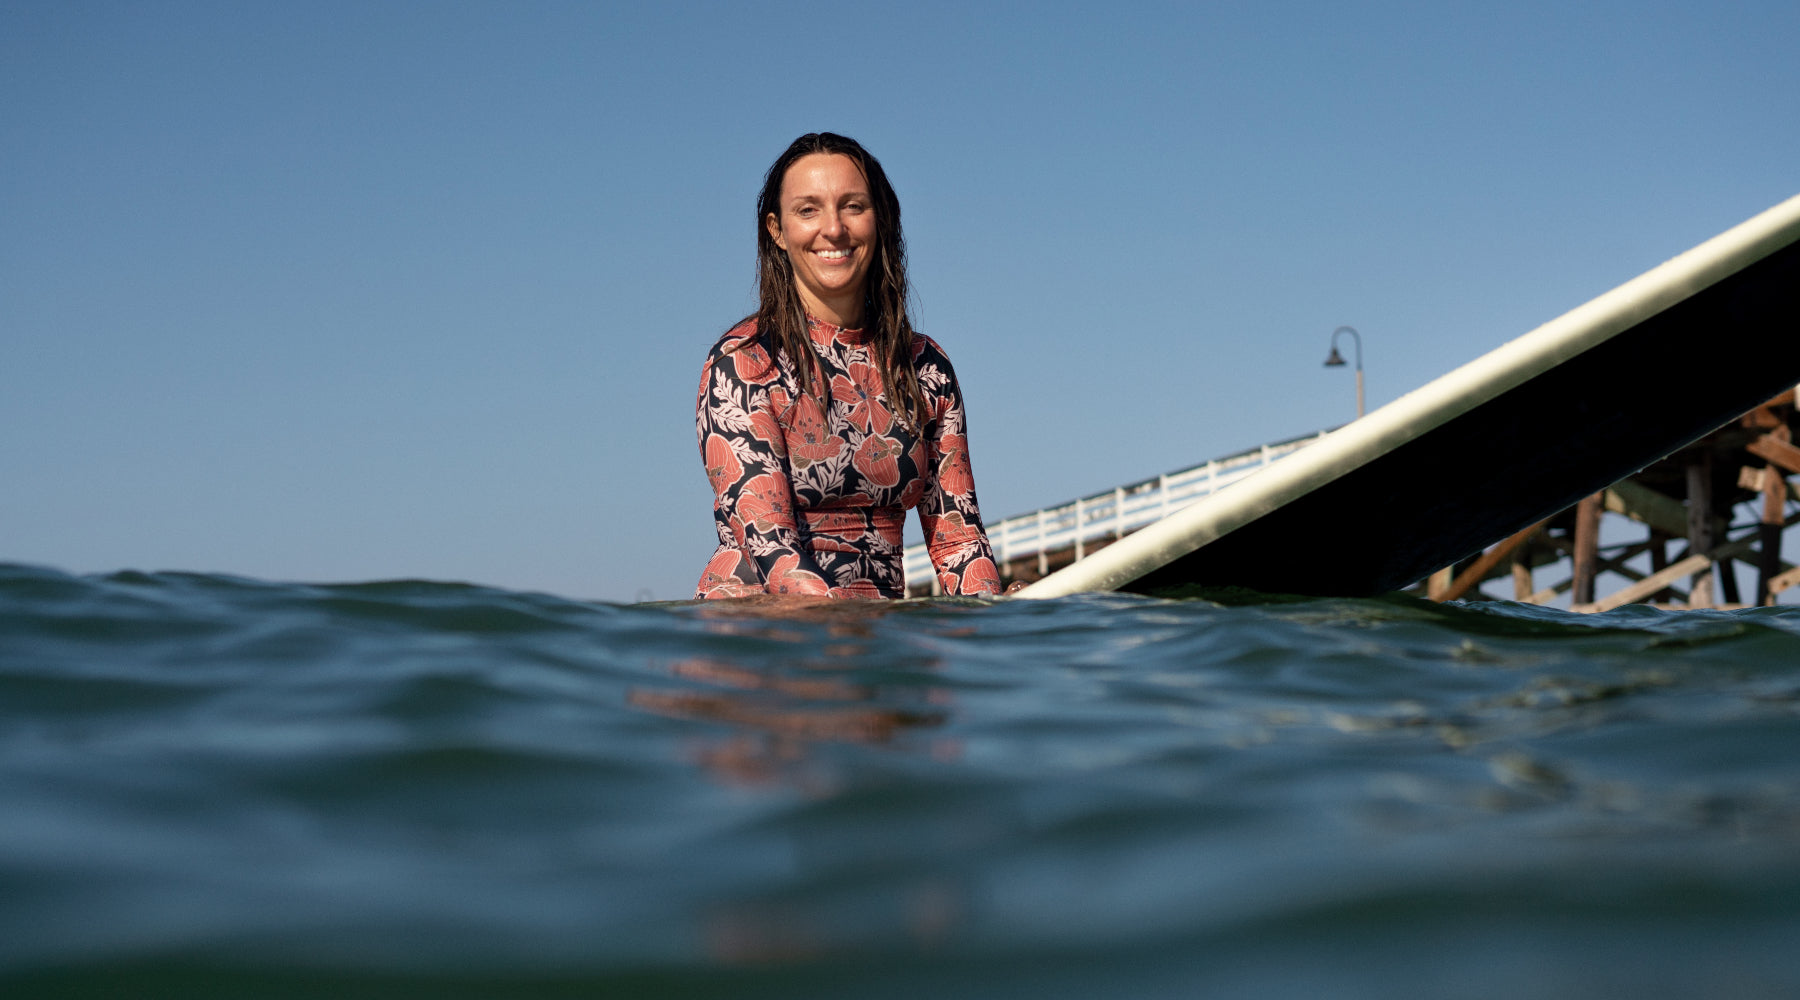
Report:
785,190,870,206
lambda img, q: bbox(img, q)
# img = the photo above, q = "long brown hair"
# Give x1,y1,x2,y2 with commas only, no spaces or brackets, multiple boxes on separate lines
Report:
731,132,926,430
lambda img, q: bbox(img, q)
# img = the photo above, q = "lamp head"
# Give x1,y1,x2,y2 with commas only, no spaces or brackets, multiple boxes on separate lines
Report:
1323,347,1346,367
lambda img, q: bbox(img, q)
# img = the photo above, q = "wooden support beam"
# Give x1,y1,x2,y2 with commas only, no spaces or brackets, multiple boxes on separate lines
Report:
1747,427,1800,476
1570,493,1604,606
1534,539,1656,589
1719,544,1744,605
1770,564,1800,596
1591,542,1655,584
1524,571,1576,605
1436,521,1545,602
1686,455,1715,609
1426,566,1454,601
1742,405,1786,430
1590,542,1687,600
1646,527,1675,604
1738,465,1800,503
1577,536,1759,613
1739,390,1793,430
1756,386,1800,410
1540,533,1671,585
1603,479,1689,538
1759,464,1789,606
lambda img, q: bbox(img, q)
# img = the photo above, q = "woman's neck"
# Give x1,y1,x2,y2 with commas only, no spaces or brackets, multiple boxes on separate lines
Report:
796,291,863,330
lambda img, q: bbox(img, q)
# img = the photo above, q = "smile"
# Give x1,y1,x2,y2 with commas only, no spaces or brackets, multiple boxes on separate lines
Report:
814,249,853,260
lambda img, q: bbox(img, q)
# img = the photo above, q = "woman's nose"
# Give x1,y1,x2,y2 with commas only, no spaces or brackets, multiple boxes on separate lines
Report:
819,210,845,238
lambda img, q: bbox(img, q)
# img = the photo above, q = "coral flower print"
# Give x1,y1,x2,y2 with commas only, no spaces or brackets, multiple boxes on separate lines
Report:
694,319,998,599
765,553,828,596
749,410,785,453
729,342,778,384
898,478,927,510
817,518,864,547
697,550,759,598
700,549,741,581
944,556,1000,596
831,361,892,434
936,433,974,495
735,474,795,535
703,434,742,494
787,395,841,469
854,434,905,489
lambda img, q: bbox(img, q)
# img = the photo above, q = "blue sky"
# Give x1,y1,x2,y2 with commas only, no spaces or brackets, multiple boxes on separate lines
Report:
4,1,1797,601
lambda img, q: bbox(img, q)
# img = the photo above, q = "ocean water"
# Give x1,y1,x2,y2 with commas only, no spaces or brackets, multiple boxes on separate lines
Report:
2,562,1798,998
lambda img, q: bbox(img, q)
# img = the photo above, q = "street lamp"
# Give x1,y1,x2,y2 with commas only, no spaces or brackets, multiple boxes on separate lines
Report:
1323,325,1364,419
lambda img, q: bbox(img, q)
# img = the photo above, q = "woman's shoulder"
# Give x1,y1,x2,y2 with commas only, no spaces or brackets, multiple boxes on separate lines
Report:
704,317,779,384
909,331,957,372
706,318,769,364
710,318,761,355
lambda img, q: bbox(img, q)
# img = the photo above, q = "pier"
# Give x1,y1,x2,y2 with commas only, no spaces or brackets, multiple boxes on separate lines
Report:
910,389,1799,609
904,430,1331,596
1426,388,1799,611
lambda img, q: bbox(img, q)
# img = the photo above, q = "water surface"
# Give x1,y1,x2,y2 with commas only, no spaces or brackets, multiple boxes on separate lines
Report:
2,562,1797,997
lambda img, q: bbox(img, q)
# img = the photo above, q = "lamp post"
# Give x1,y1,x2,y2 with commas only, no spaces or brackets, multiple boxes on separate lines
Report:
1323,325,1364,419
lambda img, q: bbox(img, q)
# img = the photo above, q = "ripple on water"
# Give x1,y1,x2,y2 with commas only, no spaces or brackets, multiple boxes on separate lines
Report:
1,562,1797,997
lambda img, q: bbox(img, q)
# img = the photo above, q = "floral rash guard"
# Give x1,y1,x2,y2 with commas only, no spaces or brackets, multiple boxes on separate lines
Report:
694,317,1003,600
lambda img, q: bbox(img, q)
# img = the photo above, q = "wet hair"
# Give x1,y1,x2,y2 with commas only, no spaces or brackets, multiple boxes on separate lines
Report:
732,132,926,431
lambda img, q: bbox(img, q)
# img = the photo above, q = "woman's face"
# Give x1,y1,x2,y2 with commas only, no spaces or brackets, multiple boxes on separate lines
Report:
766,152,876,327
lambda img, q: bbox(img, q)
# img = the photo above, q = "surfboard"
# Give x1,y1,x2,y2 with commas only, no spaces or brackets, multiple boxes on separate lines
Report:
1014,192,1800,599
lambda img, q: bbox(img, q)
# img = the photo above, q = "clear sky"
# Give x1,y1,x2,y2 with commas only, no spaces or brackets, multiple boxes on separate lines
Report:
4,1,1797,602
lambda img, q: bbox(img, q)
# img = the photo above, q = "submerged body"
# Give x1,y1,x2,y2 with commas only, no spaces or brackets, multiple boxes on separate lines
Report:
695,318,1000,599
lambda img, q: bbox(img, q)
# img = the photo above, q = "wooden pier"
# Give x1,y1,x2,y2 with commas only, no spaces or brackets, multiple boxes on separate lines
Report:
912,389,1798,609
902,431,1332,597
1417,389,1798,611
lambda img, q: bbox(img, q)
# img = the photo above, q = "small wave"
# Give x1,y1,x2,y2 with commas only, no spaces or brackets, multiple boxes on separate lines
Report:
3,563,1798,995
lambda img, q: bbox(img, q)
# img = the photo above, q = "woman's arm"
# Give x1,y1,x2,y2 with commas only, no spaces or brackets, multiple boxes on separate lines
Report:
698,338,835,597
913,337,1003,597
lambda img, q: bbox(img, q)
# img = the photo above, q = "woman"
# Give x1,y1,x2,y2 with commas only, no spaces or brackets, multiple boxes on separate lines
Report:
694,132,1002,600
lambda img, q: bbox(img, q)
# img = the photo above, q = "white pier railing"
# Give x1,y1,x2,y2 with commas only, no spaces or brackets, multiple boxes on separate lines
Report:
905,429,1333,592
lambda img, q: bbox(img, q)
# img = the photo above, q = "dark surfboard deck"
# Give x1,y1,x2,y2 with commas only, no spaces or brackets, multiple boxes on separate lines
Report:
1016,194,1800,599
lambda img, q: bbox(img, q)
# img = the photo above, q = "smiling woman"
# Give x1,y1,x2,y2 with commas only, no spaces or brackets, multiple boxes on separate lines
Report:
769,153,877,329
693,133,1003,600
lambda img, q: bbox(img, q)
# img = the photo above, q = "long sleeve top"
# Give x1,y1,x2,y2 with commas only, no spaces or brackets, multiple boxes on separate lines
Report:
694,317,1002,599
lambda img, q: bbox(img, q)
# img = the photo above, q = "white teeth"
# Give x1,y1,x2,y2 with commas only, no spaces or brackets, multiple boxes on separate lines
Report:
816,249,850,259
